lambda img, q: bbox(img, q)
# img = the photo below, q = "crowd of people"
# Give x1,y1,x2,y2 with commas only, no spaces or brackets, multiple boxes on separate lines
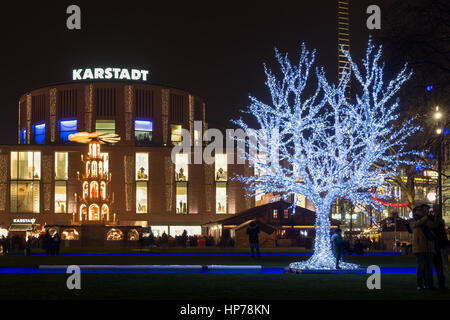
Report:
0,230,62,256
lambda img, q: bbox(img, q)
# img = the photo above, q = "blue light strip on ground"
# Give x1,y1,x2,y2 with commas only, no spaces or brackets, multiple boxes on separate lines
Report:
7,252,401,257
0,267,419,275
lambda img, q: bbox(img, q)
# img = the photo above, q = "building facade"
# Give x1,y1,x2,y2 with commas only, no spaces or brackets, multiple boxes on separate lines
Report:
0,81,254,238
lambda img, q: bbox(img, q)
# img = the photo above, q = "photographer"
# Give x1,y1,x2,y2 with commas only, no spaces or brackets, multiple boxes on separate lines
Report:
408,204,439,290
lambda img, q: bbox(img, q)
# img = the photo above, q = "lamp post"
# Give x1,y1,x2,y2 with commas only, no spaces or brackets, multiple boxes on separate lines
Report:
434,106,443,216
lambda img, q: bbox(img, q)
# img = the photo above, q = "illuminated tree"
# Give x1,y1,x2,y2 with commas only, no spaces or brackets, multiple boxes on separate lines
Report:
234,39,422,269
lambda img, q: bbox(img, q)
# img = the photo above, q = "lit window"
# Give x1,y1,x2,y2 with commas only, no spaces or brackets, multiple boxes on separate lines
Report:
90,181,99,199
194,128,201,147
54,181,67,213
169,226,202,237
89,204,100,221
33,123,45,144
176,182,188,214
55,152,68,180
101,204,109,220
136,181,148,213
11,152,41,180
273,209,278,219
21,129,26,144
295,194,306,208
175,153,188,181
10,182,40,213
284,209,289,219
59,120,77,144
171,124,182,146
216,182,227,214
215,154,227,181
136,153,149,180
95,120,115,134
150,226,168,237
135,120,153,145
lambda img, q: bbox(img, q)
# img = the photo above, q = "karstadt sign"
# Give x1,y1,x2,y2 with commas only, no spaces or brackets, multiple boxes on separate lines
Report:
72,68,149,81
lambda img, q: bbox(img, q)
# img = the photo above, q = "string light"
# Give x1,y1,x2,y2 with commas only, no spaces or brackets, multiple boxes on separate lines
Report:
234,39,422,270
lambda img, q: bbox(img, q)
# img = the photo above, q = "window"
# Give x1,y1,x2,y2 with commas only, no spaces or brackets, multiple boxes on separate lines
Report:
150,226,168,237
10,151,40,213
169,226,201,237
54,152,68,213
216,182,227,214
55,181,67,213
283,209,289,219
20,129,26,144
95,120,115,134
59,120,77,144
136,153,149,181
215,154,227,213
175,153,188,182
135,120,153,145
176,182,188,214
55,152,68,180
136,153,149,214
136,182,148,213
194,128,202,147
175,153,188,214
215,154,227,181
89,204,100,221
295,194,306,208
273,209,278,219
33,123,45,144
11,151,41,180
171,124,182,146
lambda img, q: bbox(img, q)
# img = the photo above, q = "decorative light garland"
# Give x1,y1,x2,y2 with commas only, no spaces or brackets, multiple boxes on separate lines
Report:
234,39,422,270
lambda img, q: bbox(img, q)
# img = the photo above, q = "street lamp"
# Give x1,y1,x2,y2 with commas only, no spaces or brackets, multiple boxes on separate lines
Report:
433,106,444,216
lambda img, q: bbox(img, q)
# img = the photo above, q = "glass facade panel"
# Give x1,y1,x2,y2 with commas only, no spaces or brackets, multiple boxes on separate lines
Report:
136,153,149,181
216,181,227,213
215,154,227,181
95,120,115,134
10,181,40,213
171,124,182,146
135,120,153,145
33,123,45,144
176,182,188,214
136,181,148,213
59,120,77,144
55,181,67,213
55,152,68,180
175,153,188,181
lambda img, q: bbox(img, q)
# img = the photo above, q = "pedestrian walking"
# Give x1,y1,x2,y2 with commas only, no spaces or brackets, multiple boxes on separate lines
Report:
246,221,260,258
409,204,439,290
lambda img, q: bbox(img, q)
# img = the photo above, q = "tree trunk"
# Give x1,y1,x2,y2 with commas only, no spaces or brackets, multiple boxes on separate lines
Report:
289,199,359,270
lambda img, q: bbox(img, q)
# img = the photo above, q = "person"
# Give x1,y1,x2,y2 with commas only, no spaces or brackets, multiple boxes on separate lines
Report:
160,232,168,252
409,204,439,290
43,230,52,256
181,230,188,248
354,239,364,255
52,232,61,256
148,231,155,252
25,236,32,256
429,205,448,290
331,228,345,269
0,235,6,255
246,221,260,258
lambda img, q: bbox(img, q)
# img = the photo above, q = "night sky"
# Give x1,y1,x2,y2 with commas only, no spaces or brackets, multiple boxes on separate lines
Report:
0,0,390,144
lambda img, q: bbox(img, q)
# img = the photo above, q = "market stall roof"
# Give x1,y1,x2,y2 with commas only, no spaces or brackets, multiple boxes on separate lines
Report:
233,219,277,235
9,224,33,232
203,200,341,228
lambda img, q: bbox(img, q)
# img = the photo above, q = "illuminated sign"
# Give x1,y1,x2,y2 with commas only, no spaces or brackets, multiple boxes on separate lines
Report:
13,218,36,224
423,170,438,178
73,68,149,81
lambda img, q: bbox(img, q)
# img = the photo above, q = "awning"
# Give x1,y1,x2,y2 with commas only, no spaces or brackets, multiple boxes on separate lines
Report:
9,224,33,232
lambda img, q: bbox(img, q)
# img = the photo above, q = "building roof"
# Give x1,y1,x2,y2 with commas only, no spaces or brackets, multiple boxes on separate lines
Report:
233,219,277,235
203,200,340,227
